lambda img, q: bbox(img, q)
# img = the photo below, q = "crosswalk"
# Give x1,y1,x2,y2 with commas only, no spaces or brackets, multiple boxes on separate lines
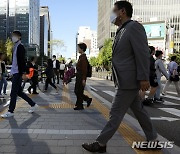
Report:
101,90,180,120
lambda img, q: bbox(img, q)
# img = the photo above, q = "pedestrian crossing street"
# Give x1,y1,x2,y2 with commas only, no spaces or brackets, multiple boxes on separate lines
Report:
2,86,180,121
102,90,180,121
88,83,180,122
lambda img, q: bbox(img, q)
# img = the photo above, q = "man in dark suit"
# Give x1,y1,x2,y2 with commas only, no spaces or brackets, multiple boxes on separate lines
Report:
82,1,158,152
1,31,38,118
52,55,60,84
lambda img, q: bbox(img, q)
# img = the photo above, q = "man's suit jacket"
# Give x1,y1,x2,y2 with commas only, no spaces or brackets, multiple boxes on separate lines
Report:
16,44,28,74
112,20,150,90
54,60,60,70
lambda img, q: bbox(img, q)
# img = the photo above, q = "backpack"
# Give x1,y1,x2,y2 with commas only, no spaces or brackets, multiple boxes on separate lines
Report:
27,68,34,79
87,60,92,78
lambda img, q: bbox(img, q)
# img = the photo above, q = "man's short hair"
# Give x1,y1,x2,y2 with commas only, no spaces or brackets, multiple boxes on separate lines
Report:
53,55,56,58
149,46,155,54
171,56,176,61
155,50,163,57
78,43,87,52
12,30,22,37
114,1,133,18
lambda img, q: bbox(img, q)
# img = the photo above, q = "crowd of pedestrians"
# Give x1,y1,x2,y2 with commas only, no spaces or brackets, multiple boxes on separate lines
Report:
0,30,93,118
141,49,180,106
0,0,180,152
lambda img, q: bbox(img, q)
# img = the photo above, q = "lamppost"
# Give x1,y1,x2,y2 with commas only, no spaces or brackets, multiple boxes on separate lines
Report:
76,33,79,60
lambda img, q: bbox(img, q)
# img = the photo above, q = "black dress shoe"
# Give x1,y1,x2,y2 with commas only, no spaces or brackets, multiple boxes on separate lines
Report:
87,98,92,107
74,107,84,110
82,142,106,153
142,98,153,106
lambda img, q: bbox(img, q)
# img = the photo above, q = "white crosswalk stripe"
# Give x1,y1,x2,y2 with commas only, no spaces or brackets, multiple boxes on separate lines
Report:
103,91,115,97
162,94,180,101
103,90,180,120
163,101,180,106
159,108,180,118
104,90,180,102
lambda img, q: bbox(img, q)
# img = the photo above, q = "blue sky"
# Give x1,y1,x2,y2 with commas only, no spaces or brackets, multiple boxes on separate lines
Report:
40,0,98,58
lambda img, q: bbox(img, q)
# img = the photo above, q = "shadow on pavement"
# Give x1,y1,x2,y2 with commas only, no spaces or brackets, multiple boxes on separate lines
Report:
7,113,50,154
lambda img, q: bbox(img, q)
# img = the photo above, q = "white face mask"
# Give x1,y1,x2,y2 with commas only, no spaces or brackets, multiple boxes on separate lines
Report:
110,12,117,24
12,36,19,43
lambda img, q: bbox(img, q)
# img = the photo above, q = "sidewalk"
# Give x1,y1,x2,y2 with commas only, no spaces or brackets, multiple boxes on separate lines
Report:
0,80,176,154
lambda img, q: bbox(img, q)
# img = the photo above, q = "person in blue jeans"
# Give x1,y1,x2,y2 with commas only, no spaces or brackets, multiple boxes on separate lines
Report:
0,53,8,98
1,31,38,118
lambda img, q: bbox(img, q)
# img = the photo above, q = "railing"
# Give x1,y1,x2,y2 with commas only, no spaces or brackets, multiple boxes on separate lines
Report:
92,71,113,81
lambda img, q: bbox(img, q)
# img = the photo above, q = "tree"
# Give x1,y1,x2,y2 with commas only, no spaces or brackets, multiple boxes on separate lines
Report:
5,38,13,63
96,39,113,70
0,40,6,53
58,56,66,63
48,39,66,55
0,38,13,64
89,57,97,67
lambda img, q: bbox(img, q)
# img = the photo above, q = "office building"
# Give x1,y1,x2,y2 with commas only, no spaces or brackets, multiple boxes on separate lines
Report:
97,0,117,49
76,26,99,59
0,0,40,57
40,6,51,57
98,0,180,52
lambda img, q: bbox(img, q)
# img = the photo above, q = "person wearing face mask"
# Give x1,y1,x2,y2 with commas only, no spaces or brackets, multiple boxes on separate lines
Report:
154,50,169,103
52,55,60,84
1,31,38,118
82,1,159,152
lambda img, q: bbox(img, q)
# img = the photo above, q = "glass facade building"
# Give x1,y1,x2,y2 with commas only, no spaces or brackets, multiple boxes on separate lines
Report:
40,6,51,57
98,0,180,52
0,0,40,56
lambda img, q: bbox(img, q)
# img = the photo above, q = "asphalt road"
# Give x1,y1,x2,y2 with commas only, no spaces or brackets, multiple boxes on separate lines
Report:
87,77,180,147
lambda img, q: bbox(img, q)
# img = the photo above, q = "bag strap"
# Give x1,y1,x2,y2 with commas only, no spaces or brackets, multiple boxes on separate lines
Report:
116,20,133,34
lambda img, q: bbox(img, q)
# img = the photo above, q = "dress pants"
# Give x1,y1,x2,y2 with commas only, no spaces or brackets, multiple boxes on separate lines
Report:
74,72,89,108
96,88,157,145
45,78,57,90
53,69,59,84
8,73,36,113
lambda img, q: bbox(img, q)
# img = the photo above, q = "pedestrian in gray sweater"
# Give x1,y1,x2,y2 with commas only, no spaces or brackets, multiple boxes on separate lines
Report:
154,50,169,103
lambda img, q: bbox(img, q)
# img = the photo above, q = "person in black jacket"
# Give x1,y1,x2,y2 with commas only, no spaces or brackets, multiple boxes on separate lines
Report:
44,59,58,93
27,57,39,94
52,55,60,84
1,31,38,118
140,46,159,105
74,43,92,110
0,53,8,97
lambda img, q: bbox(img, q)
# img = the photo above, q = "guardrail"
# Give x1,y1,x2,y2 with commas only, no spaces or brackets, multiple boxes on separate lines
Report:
92,71,113,81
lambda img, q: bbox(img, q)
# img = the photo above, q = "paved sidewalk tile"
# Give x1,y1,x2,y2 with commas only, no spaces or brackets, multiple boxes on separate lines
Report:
0,82,136,154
